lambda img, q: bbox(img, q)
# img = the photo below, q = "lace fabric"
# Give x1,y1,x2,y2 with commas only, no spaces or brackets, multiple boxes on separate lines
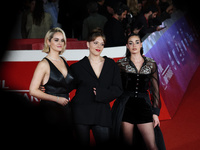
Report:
117,56,161,114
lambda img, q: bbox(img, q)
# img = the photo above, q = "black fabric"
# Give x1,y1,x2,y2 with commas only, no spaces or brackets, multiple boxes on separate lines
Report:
70,56,123,127
39,57,75,144
75,124,110,146
43,57,74,98
104,17,126,47
112,93,166,150
117,57,161,116
111,57,165,149
122,94,153,124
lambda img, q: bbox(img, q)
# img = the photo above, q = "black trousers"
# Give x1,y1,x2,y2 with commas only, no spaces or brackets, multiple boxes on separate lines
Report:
75,124,110,147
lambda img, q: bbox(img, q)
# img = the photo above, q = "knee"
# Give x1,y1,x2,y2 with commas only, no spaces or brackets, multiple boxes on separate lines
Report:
147,143,158,150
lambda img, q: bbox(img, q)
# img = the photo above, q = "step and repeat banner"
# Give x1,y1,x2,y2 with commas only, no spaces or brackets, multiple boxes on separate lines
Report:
145,14,200,118
0,12,200,120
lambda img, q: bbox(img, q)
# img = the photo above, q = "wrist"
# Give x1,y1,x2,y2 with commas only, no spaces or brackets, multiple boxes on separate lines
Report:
53,96,59,102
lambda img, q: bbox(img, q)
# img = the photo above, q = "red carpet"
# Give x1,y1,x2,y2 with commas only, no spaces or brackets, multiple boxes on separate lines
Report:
160,66,200,150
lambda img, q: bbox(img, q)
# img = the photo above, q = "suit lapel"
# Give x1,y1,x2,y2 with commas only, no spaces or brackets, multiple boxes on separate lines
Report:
80,56,112,80
80,56,97,79
98,56,112,79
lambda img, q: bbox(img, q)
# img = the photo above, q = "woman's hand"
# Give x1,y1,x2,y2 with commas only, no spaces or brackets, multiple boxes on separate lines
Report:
38,86,69,106
57,97,69,106
153,114,160,128
39,85,45,92
93,88,97,95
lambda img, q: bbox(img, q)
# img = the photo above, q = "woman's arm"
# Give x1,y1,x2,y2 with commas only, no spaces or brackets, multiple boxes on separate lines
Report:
151,62,161,127
150,62,161,115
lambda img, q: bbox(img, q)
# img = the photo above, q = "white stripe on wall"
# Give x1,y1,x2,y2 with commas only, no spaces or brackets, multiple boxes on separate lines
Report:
1,46,126,62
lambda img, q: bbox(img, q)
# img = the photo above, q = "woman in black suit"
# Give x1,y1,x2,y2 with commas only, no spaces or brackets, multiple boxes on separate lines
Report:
70,28,123,146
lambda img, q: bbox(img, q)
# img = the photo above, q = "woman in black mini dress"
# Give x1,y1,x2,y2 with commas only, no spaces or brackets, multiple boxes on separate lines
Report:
29,27,74,143
112,33,162,150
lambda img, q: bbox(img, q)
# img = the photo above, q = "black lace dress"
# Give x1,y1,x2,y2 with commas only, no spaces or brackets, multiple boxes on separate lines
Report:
112,56,165,149
112,56,161,134
119,56,160,123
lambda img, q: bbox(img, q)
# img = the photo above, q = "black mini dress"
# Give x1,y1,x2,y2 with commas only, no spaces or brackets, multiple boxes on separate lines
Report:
121,73,153,124
40,57,74,127
42,57,74,101
116,56,161,124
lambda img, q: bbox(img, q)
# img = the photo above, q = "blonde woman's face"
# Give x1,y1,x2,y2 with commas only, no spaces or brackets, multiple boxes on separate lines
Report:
47,32,65,53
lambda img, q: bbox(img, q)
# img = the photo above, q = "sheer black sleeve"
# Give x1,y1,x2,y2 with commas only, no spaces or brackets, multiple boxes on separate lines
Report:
150,61,161,116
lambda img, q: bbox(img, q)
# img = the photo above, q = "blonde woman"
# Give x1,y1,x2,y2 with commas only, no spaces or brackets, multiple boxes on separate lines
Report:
29,28,74,140
127,0,141,16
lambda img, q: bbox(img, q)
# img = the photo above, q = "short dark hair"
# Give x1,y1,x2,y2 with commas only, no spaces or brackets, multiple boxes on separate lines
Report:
113,2,129,16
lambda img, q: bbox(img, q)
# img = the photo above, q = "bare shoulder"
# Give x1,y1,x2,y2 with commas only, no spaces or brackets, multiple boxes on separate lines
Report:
30,58,50,86
35,58,49,72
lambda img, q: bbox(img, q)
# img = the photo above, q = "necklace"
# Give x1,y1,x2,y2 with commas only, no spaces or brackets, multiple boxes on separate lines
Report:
48,55,61,61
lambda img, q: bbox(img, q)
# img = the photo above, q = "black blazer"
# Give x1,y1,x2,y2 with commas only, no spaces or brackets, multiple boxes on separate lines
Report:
70,56,123,127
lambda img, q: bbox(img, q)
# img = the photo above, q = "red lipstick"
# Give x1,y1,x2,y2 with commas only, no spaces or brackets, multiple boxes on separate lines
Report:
96,49,101,52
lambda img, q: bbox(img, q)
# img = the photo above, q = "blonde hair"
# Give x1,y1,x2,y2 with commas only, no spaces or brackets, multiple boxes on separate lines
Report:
127,0,139,16
43,27,67,55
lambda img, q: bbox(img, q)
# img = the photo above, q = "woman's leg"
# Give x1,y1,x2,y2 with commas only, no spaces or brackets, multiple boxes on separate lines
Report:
121,122,134,146
137,122,158,150
74,124,90,147
92,125,110,146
